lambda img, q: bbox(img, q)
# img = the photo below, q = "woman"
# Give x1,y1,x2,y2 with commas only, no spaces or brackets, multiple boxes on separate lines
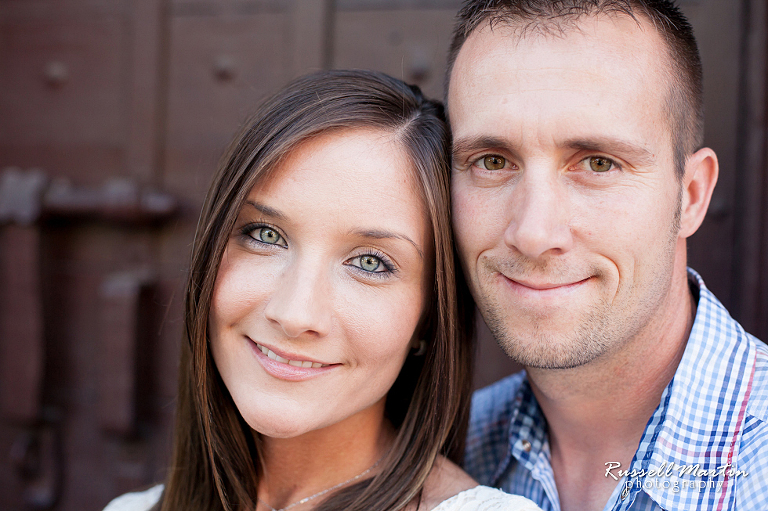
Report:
105,70,540,511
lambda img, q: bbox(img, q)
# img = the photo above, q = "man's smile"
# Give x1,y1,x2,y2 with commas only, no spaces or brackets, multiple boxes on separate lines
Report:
495,272,593,302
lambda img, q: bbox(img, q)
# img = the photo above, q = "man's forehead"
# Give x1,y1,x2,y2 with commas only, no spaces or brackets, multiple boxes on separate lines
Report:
452,21,663,99
446,13,675,160
448,12,672,100
451,15,667,75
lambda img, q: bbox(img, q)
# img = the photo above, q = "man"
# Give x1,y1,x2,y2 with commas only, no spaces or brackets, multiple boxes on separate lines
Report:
446,1,768,510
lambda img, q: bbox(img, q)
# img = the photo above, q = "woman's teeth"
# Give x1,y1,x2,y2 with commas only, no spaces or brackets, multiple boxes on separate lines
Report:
257,344,327,368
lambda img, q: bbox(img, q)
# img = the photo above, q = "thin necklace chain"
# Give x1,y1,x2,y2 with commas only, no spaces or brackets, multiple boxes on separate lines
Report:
256,455,384,511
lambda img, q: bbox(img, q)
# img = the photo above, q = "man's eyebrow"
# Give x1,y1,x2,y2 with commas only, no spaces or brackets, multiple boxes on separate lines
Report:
565,138,656,165
350,229,424,260
245,200,287,220
452,135,657,166
452,136,510,161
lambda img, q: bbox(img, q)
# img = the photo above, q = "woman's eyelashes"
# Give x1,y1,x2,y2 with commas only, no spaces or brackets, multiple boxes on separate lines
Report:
237,223,398,278
345,251,397,278
240,223,288,248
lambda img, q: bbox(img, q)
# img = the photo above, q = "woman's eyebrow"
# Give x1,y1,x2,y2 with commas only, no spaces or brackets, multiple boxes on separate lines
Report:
245,200,287,220
243,202,424,260
350,228,424,260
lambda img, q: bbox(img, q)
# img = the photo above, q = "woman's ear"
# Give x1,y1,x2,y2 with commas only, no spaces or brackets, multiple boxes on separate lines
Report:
679,147,719,239
410,340,427,357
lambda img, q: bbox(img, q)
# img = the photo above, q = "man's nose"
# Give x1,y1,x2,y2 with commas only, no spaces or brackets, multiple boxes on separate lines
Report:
263,258,332,339
503,169,573,259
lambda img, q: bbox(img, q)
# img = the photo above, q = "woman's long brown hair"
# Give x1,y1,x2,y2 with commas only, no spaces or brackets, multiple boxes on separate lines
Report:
160,69,474,511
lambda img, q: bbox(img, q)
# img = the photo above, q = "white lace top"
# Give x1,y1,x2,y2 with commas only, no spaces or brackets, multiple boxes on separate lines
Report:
103,484,542,511
431,486,541,510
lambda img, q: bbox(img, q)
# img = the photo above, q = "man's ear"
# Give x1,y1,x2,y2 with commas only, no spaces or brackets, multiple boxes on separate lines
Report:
679,147,719,238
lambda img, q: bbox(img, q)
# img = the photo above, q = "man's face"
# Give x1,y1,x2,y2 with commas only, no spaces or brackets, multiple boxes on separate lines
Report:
448,15,685,369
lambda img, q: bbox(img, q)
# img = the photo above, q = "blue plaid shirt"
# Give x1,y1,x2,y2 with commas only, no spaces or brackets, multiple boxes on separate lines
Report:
465,269,768,510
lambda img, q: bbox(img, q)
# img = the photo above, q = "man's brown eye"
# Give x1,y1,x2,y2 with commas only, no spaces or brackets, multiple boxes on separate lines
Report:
589,156,614,172
483,155,506,170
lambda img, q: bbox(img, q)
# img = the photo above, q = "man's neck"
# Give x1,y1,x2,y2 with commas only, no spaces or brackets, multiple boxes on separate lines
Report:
526,269,697,511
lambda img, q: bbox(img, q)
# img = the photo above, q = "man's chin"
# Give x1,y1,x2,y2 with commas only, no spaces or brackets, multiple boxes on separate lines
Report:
486,308,613,370
507,349,601,371
496,335,605,370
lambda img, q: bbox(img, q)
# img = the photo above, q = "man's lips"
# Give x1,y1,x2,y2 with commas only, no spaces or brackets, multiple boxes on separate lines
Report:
498,274,593,297
507,277,592,291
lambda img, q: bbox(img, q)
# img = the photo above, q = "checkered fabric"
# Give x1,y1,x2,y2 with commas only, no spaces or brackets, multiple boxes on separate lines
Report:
464,268,768,511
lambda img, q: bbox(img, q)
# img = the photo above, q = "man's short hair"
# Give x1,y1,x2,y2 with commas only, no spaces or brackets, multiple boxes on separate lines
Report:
446,0,704,179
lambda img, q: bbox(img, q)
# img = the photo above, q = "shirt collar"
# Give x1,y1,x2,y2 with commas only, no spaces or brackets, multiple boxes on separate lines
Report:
498,377,547,484
622,268,757,509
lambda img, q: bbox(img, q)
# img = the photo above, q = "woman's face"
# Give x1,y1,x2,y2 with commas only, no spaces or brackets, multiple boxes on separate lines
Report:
209,128,432,439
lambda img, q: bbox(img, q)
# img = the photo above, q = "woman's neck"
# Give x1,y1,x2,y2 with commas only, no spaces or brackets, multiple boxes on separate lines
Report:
256,398,394,511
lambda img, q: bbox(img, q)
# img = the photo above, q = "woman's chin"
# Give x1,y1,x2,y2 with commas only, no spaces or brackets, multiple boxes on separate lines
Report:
247,418,315,440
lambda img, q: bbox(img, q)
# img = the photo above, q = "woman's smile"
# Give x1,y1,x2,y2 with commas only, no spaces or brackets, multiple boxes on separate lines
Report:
252,340,332,368
249,339,339,382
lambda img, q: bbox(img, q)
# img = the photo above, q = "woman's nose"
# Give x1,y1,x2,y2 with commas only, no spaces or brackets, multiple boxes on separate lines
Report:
262,259,333,339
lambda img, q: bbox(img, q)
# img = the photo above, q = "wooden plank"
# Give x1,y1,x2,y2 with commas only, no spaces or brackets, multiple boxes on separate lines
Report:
336,0,462,10
332,8,456,100
162,11,291,201
0,226,44,424
99,272,151,435
0,16,126,183
125,0,167,185
682,0,742,307
760,2,768,343
731,0,767,340
289,0,332,77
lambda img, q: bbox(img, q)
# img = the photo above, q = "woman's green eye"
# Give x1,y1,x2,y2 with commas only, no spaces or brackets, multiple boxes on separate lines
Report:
259,228,281,245
360,255,381,272
482,155,506,170
589,156,614,172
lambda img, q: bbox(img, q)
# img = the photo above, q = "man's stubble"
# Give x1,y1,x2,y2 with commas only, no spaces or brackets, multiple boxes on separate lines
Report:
479,189,683,370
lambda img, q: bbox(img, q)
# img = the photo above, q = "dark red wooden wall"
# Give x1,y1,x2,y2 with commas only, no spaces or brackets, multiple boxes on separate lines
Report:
0,0,766,509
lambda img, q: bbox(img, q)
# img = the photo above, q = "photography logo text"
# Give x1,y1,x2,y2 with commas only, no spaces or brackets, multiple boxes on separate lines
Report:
605,461,748,497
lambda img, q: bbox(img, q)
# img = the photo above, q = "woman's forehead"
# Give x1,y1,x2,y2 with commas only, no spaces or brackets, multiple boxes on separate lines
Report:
243,128,429,242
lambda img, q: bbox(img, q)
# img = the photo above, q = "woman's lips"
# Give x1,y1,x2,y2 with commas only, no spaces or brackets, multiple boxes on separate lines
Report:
247,338,338,381
255,342,328,368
